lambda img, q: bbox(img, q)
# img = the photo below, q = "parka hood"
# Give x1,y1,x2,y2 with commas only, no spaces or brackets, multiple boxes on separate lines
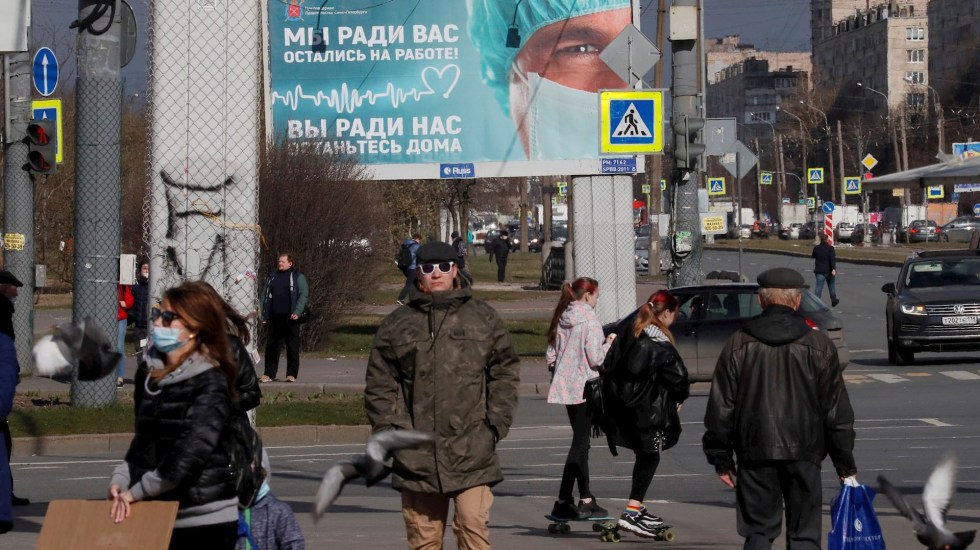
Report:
742,304,812,346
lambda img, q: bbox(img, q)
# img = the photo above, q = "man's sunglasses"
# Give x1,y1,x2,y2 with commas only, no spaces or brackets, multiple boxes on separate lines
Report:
151,307,180,326
419,261,454,275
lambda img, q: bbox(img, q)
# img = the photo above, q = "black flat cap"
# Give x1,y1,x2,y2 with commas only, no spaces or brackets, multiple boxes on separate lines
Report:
757,267,807,289
0,270,23,287
416,242,456,265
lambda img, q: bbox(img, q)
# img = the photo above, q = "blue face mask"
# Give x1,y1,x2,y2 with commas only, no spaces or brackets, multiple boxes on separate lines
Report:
256,480,271,502
152,326,187,353
524,72,600,160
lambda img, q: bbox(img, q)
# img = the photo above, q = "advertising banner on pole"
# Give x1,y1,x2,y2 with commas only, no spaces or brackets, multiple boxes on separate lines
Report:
263,0,640,180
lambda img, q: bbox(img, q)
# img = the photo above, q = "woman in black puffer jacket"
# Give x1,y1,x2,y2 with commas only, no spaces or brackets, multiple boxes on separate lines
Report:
601,290,690,539
109,281,241,549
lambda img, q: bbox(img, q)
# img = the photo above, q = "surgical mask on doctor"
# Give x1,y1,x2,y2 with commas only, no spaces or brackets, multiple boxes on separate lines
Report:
152,326,187,353
524,72,600,161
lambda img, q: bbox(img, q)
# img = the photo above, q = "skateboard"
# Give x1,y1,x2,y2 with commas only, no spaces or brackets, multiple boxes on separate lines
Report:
544,515,675,542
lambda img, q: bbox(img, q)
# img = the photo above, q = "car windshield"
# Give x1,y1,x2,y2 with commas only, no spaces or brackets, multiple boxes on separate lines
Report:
635,238,649,251
905,258,980,288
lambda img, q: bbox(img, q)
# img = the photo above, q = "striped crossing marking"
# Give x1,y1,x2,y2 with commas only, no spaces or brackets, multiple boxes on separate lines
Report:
940,371,980,380
865,374,909,384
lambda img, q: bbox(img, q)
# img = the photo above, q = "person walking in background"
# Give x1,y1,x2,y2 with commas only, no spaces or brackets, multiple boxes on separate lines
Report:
490,230,510,282
703,267,857,550
366,241,520,550
0,271,27,508
116,284,135,388
396,234,421,305
545,277,616,520
601,290,690,538
811,233,839,307
109,282,242,549
451,231,472,285
131,261,151,365
261,253,308,383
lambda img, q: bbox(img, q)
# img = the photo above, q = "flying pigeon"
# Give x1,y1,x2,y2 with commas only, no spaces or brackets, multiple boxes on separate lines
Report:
878,455,976,550
32,317,122,381
313,429,433,520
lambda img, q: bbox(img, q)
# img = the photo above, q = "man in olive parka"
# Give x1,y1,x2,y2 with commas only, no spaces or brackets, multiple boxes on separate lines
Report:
366,241,520,550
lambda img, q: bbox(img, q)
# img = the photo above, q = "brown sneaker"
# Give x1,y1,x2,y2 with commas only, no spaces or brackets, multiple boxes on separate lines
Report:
259,375,272,383
285,376,296,382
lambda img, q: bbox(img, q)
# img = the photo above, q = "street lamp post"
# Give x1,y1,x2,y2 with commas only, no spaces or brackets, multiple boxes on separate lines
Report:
858,81,908,210
749,113,779,225
777,106,808,221
904,75,945,155
800,100,836,204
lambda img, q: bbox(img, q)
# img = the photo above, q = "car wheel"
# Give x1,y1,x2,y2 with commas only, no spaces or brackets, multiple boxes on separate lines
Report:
887,337,898,364
897,347,914,365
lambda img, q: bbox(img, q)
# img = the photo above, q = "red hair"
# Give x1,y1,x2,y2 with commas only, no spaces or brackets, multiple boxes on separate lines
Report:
632,290,679,342
547,277,599,345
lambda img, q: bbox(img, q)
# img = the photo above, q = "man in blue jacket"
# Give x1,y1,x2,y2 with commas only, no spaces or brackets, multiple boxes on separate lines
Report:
0,332,18,533
261,253,309,383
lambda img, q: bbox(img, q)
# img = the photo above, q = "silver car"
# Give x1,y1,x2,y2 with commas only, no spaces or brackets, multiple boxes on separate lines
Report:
634,237,650,272
940,216,980,243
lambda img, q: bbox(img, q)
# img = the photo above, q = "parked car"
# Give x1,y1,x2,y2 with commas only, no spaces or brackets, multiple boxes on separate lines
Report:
780,223,804,240
634,237,650,272
800,221,818,240
940,216,980,243
850,223,881,245
901,220,941,243
510,229,543,252
881,249,980,365
606,282,850,381
751,220,771,239
635,224,652,240
729,224,752,239
835,222,855,241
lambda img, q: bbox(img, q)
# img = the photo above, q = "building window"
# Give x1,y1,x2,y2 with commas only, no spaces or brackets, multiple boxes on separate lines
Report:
905,71,924,84
906,92,926,109
906,27,924,40
907,49,924,63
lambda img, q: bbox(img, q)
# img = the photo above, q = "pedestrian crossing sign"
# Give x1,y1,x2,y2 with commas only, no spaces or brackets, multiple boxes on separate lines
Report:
927,185,945,199
641,184,651,194
807,168,824,184
806,197,815,209
759,172,773,185
707,177,726,196
660,179,666,191
844,177,861,195
599,90,664,155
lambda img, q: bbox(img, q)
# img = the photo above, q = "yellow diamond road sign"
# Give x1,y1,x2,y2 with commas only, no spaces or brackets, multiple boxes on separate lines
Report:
861,154,878,171
599,90,664,155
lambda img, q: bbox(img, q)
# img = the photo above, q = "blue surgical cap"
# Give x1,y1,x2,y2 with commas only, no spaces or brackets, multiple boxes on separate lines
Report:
465,0,631,116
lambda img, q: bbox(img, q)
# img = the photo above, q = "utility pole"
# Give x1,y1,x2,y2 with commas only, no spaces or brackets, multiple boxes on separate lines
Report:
837,120,845,204
519,178,529,253
2,46,36,372
754,137,763,220
667,0,705,288
71,0,122,407
777,134,786,217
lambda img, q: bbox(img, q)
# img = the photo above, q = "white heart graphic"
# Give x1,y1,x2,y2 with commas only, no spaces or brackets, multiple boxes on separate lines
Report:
421,65,461,99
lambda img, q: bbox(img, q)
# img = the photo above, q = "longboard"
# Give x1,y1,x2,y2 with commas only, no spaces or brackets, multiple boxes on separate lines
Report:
544,514,675,543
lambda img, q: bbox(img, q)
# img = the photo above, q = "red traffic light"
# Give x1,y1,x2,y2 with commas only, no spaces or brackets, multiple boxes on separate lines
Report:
26,124,51,146
21,120,58,174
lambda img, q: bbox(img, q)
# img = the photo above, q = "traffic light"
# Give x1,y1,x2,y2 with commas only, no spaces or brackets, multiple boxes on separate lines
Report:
671,114,704,172
22,120,58,175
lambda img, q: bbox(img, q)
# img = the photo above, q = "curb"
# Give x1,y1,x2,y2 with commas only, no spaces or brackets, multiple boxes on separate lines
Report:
706,244,908,268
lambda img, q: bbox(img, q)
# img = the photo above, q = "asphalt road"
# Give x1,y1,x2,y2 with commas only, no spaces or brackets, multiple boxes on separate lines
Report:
5,250,980,548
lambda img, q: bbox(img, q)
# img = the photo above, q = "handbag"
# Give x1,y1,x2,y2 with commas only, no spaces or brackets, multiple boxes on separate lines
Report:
582,376,606,438
828,480,885,550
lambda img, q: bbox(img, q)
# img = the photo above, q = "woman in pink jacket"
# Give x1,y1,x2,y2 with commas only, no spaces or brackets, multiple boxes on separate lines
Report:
546,277,616,520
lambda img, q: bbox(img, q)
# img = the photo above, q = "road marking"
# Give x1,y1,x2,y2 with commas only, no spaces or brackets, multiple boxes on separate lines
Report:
851,348,886,353
64,476,108,481
919,418,953,427
904,372,932,377
843,374,873,384
941,371,980,380
866,373,908,384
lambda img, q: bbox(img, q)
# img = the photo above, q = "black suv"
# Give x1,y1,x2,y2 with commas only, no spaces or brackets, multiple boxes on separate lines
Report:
881,249,980,365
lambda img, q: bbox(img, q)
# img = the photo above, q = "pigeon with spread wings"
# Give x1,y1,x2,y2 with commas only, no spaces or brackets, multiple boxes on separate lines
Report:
877,455,976,550
313,430,433,521
32,317,122,381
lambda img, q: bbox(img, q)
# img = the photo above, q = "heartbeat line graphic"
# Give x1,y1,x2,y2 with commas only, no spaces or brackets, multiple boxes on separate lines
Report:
272,65,461,114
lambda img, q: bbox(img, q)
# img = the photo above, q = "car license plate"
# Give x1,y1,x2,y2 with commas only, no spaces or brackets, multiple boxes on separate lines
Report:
942,316,978,325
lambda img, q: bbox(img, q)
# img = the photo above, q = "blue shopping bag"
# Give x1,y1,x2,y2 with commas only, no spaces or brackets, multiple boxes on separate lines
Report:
828,480,886,550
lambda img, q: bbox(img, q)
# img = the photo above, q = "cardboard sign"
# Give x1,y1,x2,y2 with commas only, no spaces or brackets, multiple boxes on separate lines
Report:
37,500,178,550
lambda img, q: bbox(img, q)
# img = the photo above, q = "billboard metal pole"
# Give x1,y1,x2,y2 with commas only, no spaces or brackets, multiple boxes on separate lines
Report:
2,47,37,372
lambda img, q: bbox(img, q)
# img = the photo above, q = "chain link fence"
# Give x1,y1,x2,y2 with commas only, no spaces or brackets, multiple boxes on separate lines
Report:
142,0,262,363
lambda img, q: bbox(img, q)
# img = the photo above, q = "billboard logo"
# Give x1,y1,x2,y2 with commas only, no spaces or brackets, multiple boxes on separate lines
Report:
284,0,304,22
439,163,475,179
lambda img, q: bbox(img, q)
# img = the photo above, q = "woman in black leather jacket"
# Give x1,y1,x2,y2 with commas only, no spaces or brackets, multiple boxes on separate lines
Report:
602,290,690,538
109,281,241,549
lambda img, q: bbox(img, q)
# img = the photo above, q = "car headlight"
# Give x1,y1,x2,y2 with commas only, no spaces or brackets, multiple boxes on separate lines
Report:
900,304,927,315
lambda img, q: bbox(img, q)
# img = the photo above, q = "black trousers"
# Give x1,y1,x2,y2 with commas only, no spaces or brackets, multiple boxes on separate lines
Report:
630,451,660,502
0,419,11,496
264,314,300,379
558,403,593,502
398,268,417,301
496,257,508,282
736,460,822,550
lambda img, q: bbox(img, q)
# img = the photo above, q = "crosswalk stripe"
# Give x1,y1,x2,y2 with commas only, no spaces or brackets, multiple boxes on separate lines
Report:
866,373,909,384
941,371,980,380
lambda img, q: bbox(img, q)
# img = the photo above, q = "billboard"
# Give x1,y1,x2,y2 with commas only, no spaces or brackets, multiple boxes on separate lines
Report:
263,0,642,180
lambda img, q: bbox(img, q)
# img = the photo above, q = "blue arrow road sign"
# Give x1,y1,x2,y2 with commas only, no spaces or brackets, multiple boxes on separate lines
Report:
822,201,835,214
32,47,59,97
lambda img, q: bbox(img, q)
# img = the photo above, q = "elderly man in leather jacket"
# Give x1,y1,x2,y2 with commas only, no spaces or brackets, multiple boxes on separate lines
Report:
703,267,857,550
366,241,520,550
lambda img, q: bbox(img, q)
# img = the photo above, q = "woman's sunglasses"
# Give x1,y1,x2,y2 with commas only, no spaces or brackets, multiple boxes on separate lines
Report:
151,307,180,327
419,261,454,275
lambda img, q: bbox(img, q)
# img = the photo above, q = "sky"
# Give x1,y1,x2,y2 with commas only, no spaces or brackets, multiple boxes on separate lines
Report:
25,0,811,98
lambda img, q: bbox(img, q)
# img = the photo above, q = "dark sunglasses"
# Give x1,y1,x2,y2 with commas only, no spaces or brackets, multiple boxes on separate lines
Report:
419,261,454,275
151,307,180,326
